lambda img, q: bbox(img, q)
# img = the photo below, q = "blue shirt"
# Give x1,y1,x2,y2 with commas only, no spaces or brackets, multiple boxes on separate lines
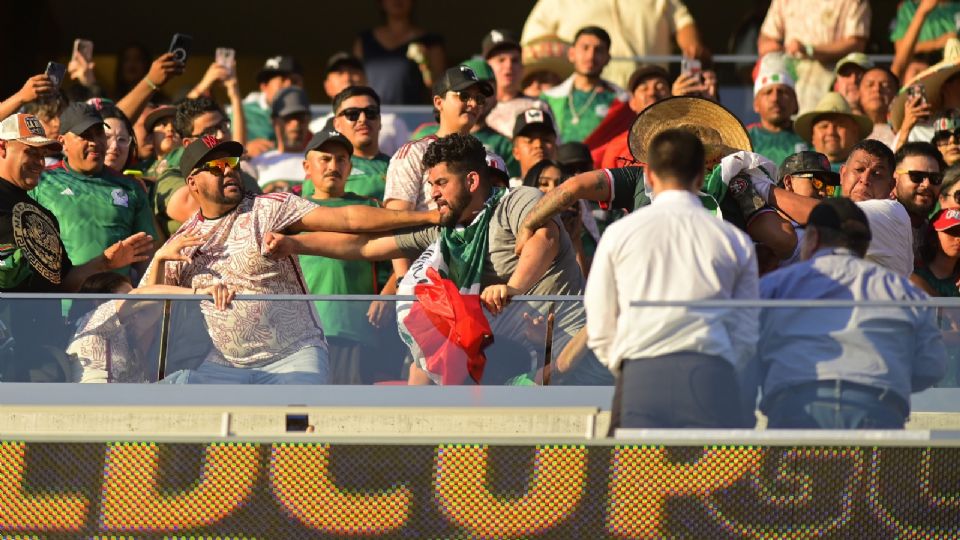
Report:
743,248,946,411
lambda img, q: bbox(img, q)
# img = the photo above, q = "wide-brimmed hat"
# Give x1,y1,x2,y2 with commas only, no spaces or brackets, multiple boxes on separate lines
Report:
627,96,752,165
520,34,573,80
793,92,873,143
890,41,960,131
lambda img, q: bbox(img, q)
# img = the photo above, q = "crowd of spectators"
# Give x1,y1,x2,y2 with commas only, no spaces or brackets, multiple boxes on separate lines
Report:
2,0,959,428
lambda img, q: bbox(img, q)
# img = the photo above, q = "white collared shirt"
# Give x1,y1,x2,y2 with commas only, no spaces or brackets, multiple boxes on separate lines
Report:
584,189,760,372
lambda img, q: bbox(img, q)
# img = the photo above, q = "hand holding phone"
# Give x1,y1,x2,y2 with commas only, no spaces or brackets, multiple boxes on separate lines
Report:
168,33,193,64
907,84,928,106
45,62,67,88
73,39,94,62
681,57,702,83
215,47,236,69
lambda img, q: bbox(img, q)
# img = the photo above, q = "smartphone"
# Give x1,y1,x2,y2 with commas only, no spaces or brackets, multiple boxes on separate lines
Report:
168,33,193,64
73,39,93,62
45,62,67,88
681,57,702,82
907,83,928,105
215,47,235,69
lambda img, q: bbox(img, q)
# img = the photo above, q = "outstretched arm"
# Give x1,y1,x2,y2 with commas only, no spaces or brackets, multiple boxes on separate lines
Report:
515,170,611,253
289,205,439,234
264,230,406,261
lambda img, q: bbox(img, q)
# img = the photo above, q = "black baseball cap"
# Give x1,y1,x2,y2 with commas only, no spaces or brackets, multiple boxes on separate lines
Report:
326,52,364,76
433,65,494,97
556,142,593,168
482,29,521,59
513,108,556,138
180,136,244,177
305,129,353,156
627,65,670,93
60,102,106,135
778,150,840,186
256,55,301,84
807,198,871,243
271,87,311,119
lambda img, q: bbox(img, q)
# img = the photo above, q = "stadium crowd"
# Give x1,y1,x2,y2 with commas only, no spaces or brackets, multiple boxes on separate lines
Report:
2,0,959,429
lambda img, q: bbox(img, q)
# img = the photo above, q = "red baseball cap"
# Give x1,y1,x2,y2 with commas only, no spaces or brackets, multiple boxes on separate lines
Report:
933,208,960,231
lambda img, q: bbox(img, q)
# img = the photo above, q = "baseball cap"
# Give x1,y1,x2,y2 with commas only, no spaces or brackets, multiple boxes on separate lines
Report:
460,58,495,82
433,65,494,97
326,52,364,76
778,151,839,185
486,150,510,185
933,208,960,231
305,129,353,156
627,65,670,93
257,55,301,84
59,102,107,135
807,198,872,242
180,136,244,177
835,52,874,75
0,113,62,149
143,106,176,133
753,66,796,97
934,109,960,133
482,29,521,59
271,87,311,119
513,108,556,138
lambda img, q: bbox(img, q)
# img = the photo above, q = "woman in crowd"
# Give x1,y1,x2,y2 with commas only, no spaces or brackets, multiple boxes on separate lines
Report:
912,208,960,297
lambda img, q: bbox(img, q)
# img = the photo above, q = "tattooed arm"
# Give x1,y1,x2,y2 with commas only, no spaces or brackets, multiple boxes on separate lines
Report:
515,170,611,254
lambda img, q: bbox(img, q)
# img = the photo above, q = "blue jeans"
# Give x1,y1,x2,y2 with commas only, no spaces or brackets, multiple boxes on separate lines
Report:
161,345,330,385
764,380,907,429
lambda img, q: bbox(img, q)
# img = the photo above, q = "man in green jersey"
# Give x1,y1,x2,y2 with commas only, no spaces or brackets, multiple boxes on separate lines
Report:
747,61,808,167
32,103,156,277
540,26,628,143
297,129,381,384
237,56,302,158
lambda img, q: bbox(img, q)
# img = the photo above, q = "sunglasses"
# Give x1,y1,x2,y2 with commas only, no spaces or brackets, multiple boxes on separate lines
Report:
896,169,944,185
195,156,239,175
450,90,486,105
933,128,960,146
337,107,380,122
790,173,839,193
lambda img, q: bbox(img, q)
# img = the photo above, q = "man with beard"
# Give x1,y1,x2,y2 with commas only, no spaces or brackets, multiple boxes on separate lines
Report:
859,67,899,148
540,26,628,143
747,63,807,167
893,142,946,262
932,111,960,167
251,87,313,193
263,134,610,386
32,103,156,277
152,136,439,384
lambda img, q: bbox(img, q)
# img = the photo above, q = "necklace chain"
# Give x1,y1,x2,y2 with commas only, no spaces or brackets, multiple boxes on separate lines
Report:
567,85,601,125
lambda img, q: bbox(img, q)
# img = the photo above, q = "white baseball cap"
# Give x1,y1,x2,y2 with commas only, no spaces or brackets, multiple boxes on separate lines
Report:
0,113,62,150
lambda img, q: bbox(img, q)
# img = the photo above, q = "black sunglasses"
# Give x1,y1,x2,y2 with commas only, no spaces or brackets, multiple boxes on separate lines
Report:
933,128,960,145
337,107,380,122
896,169,944,186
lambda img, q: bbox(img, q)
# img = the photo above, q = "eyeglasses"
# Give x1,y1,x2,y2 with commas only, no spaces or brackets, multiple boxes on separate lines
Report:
191,121,231,138
195,156,239,175
933,128,960,146
896,169,944,185
450,90,486,105
106,134,132,146
337,107,380,122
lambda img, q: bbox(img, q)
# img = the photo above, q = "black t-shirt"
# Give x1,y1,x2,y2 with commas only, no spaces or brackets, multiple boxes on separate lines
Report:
0,179,72,292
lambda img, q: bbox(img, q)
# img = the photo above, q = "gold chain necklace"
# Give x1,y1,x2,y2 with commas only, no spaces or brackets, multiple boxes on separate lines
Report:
567,85,601,125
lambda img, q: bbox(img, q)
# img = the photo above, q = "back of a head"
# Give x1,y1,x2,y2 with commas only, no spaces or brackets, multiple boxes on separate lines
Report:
807,198,872,257
646,129,705,188
174,97,224,139
422,133,487,180
847,138,896,172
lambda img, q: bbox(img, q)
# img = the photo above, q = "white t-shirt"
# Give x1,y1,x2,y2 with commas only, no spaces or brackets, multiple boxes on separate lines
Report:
857,199,914,278
250,150,306,188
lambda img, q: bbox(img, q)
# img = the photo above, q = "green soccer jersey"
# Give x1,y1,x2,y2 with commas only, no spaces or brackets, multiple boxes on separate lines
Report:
298,193,380,342
542,85,620,143
238,100,275,142
302,153,390,201
32,162,156,272
891,1,960,43
747,124,809,169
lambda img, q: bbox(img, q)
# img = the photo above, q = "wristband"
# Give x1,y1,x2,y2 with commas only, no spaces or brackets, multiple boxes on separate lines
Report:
804,43,814,58
144,77,159,91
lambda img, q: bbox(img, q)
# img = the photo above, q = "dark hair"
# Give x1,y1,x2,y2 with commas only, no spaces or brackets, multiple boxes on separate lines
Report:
646,129,704,186
332,86,381,114
174,97,225,139
860,66,900,92
114,43,152,99
22,90,68,121
522,159,567,189
573,26,611,49
807,198,872,257
847,139,896,172
421,133,487,180
895,141,946,171
98,104,138,169
67,272,133,323
941,163,960,197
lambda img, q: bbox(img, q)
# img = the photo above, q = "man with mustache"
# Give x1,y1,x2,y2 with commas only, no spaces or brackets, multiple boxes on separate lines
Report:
251,87,313,193
31,103,157,278
893,142,946,262
747,62,807,168
151,136,439,384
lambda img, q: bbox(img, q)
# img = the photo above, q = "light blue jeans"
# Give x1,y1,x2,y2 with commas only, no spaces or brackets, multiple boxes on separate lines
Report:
161,345,329,385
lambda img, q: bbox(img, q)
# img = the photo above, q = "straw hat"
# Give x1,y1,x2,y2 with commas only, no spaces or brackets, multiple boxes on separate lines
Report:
890,38,960,131
627,96,752,164
521,34,574,80
793,92,873,143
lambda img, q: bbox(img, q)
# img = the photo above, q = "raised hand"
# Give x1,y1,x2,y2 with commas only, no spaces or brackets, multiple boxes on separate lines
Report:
102,232,154,270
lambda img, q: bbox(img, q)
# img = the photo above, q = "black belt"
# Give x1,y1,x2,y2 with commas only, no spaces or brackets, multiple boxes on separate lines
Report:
767,380,909,418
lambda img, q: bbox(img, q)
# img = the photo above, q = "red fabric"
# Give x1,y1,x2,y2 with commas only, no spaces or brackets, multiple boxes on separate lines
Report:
599,131,635,170
404,268,493,384
582,100,636,167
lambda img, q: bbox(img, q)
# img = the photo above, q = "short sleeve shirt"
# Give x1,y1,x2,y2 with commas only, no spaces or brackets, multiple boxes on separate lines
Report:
760,0,871,46
302,154,391,202
251,150,306,188
153,193,327,367
747,124,810,168
384,135,439,210
891,1,960,43
0,180,71,291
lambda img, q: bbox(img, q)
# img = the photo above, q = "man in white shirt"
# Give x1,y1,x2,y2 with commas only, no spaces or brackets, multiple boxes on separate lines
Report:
585,129,759,429
250,87,312,193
